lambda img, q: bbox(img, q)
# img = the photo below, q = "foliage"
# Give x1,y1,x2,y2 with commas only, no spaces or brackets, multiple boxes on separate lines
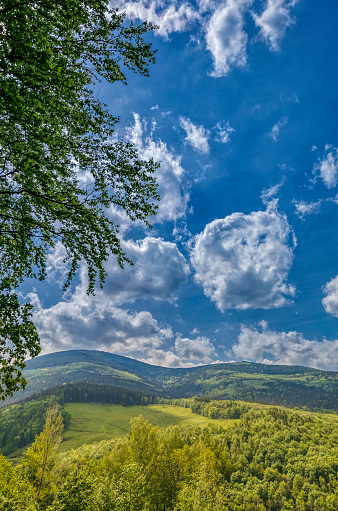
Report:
1,374,336,457
0,394,70,456
0,287,41,399
49,466,98,511
172,397,251,420
1,406,338,510
0,375,336,458
21,406,64,505
0,455,37,510
0,0,159,398
0,383,159,456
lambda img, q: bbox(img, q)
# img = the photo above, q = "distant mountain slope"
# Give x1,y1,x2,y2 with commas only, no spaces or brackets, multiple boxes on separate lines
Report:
3,350,338,410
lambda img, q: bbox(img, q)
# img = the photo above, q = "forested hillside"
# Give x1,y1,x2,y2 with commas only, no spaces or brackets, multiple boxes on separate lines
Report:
1,405,338,510
0,383,250,457
5,350,337,412
0,383,158,456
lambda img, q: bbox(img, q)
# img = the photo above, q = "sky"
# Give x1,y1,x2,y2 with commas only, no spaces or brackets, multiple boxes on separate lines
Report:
25,0,338,370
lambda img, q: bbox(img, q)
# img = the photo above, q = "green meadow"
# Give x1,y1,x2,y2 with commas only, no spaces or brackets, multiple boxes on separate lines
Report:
60,403,237,451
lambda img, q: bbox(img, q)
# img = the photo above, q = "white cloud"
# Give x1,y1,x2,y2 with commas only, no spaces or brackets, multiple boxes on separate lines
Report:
214,121,235,144
141,349,183,367
141,334,216,367
198,0,218,13
124,114,190,223
205,0,251,77
261,181,284,204
29,279,217,367
115,0,298,78
29,291,172,355
314,145,338,189
322,275,338,318
190,201,296,311
175,335,216,363
111,0,199,38
102,237,190,305
270,116,288,141
253,0,296,51
230,321,338,371
28,236,190,355
179,116,210,153
293,199,322,219
45,242,70,285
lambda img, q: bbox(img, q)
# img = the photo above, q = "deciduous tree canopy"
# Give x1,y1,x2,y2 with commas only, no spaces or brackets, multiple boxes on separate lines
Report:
0,0,159,397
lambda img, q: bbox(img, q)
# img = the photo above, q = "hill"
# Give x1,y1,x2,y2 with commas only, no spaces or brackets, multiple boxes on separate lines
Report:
0,381,249,458
3,350,337,411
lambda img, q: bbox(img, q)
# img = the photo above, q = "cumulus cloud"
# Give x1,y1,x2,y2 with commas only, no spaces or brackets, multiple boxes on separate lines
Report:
141,334,217,367
28,235,190,355
29,280,216,367
179,116,210,153
214,121,235,144
230,321,338,371
45,242,70,285
205,0,251,77
115,0,298,77
322,275,338,318
190,201,296,311
270,116,288,141
29,291,172,356
293,199,322,219
102,237,190,305
175,335,217,363
314,145,338,189
141,349,183,367
253,0,297,51
66,236,190,308
123,114,190,223
110,0,199,38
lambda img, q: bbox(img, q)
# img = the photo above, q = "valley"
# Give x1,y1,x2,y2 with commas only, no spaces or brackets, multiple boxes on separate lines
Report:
0,350,337,510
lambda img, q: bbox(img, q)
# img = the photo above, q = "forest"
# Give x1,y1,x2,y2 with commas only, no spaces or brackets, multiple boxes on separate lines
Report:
1,403,338,510
0,383,254,457
0,383,158,456
9,350,338,412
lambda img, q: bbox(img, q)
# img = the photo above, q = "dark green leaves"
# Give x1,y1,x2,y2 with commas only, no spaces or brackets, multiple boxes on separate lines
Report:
0,0,159,397
0,286,40,399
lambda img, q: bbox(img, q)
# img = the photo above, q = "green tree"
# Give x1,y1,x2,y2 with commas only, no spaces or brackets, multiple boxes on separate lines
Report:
102,463,149,511
49,466,97,511
0,455,37,511
0,0,159,398
21,406,64,505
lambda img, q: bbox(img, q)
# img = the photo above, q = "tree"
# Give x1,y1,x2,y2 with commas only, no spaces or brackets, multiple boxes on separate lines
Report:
50,466,97,511
21,405,64,505
0,0,159,398
0,455,37,510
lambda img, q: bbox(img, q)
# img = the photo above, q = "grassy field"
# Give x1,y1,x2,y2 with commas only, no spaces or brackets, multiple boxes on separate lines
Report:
60,403,237,451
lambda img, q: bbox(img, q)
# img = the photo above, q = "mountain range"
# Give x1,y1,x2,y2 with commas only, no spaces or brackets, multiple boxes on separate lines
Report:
5,350,337,411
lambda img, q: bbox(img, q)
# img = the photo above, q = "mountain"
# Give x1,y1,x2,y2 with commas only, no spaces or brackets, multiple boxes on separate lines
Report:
4,350,338,411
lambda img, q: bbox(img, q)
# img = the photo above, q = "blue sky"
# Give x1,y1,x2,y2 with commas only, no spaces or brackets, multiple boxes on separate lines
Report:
27,0,338,370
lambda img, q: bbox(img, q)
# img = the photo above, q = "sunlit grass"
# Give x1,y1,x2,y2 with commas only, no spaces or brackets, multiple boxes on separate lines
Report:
60,403,237,451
